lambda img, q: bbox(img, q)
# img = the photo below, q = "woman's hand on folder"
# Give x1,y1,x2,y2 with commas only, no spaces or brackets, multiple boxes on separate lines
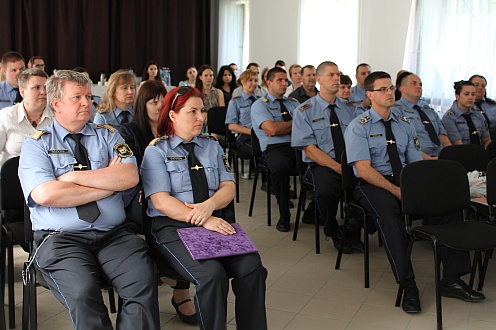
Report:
202,217,236,235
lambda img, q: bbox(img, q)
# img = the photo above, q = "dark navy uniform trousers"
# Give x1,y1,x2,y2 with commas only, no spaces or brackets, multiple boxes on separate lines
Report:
34,226,160,330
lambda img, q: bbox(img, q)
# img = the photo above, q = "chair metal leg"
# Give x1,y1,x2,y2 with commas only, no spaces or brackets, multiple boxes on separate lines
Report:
469,250,480,289
107,288,117,313
7,233,15,329
477,249,493,291
433,242,443,330
266,173,271,226
292,188,306,241
234,156,239,203
248,172,259,217
314,198,320,254
363,214,369,288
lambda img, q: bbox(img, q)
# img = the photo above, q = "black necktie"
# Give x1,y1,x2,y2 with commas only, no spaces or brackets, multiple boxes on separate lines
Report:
381,120,403,186
276,99,292,121
462,113,481,145
182,142,210,203
328,104,345,162
13,88,23,104
120,111,129,124
248,96,257,104
68,134,101,222
475,100,490,129
413,105,441,146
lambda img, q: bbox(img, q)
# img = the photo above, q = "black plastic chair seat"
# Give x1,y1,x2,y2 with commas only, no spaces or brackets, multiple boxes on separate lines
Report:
412,221,496,251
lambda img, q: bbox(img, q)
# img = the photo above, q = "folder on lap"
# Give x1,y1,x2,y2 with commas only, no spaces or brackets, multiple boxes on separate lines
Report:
177,224,258,260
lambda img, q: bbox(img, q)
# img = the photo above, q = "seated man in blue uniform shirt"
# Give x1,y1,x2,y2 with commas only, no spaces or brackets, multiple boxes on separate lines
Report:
345,71,484,315
392,72,451,159
349,63,372,108
0,51,26,110
291,61,361,253
18,70,160,330
251,67,299,232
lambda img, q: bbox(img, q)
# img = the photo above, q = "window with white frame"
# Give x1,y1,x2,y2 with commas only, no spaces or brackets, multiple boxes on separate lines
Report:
218,0,249,71
299,0,359,80
408,0,496,114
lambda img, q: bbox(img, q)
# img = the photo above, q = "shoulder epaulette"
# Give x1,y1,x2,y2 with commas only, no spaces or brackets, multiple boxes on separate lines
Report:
299,104,311,112
32,130,48,140
446,110,454,116
345,101,357,109
148,136,168,146
289,97,298,102
96,124,116,133
200,134,218,141
399,115,411,123
262,98,268,103
232,96,240,101
393,103,401,107
473,105,483,113
422,104,432,110
359,116,371,125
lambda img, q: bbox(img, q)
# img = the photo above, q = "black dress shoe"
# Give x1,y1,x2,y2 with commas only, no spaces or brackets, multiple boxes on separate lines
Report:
440,279,486,302
402,284,421,313
329,235,352,254
289,189,297,199
276,219,290,232
171,297,198,324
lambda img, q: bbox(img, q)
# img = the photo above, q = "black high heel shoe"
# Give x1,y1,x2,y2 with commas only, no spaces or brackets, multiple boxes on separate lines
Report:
171,297,198,324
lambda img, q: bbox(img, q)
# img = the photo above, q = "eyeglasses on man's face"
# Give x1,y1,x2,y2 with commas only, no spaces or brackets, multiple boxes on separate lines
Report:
368,86,396,93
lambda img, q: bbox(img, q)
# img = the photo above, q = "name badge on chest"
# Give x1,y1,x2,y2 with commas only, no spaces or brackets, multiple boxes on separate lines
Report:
167,156,187,161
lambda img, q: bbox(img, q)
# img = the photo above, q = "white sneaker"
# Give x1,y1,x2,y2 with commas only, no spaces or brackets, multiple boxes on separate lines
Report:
242,173,250,179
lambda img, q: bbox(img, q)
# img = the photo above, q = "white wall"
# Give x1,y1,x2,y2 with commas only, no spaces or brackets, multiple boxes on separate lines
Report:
249,0,413,82
248,0,300,71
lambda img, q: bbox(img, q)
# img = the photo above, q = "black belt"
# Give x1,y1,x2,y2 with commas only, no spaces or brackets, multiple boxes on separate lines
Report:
308,160,340,169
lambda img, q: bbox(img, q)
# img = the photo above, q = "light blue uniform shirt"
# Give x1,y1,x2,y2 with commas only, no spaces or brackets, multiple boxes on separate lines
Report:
251,93,299,152
225,92,257,129
345,108,422,177
141,135,234,218
441,102,489,144
291,94,356,162
392,98,447,156
18,119,137,232
350,85,366,103
476,97,496,128
0,81,18,110
93,106,134,129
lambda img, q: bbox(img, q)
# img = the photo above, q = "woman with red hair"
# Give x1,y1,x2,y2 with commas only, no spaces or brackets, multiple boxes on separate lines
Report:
141,86,267,330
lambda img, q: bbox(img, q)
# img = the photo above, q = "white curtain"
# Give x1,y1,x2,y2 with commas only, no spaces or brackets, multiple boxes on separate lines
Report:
299,0,359,79
408,0,496,113
218,0,247,71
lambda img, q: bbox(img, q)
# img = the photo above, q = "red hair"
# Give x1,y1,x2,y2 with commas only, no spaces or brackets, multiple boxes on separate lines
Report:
157,86,204,136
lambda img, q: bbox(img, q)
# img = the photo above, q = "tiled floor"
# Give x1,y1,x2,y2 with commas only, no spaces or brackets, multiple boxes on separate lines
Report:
5,175,496,329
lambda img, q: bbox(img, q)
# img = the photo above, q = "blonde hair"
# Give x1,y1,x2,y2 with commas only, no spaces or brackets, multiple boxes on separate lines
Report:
97,69,136,114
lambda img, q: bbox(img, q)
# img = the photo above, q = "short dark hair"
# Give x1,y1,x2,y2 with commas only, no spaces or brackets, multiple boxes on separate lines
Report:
17,68,48,89
246,62,259,70
28,56,43,66
453,80,474,95
301,65,315,76
340,74,352,85
356,63,370,74
267,67,287,81
316,61,337,76
364,71,391,91
1,51,25,67
274,60,286,67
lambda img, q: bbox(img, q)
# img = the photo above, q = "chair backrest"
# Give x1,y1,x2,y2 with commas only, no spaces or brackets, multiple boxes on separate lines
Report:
486,158,496,207
207,106,228,136
250,129,262,158
0,157,24,219
401,160,470,218
487,140,496,161
438,144,488,172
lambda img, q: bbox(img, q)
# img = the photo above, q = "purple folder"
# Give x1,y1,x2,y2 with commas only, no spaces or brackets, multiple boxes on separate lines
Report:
177,223,258,260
